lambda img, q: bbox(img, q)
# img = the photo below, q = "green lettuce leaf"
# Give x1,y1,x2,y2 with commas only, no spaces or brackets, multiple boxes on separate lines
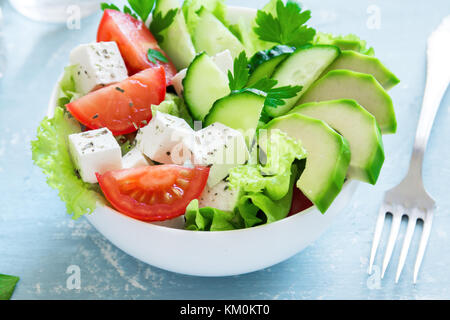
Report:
237,164,299,227
313,32,375,56
182,0,228,35
0,274,20,300
56,64,83,108
31,107,102,219
151,93,194,127
185,199,244,231
228,129,306,201
185,164,299,231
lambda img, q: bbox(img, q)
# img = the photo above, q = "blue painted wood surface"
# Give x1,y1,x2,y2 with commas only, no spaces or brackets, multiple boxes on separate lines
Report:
0,0,449,299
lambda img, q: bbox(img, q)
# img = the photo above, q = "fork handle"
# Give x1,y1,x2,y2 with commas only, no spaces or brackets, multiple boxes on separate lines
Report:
409,49,450,177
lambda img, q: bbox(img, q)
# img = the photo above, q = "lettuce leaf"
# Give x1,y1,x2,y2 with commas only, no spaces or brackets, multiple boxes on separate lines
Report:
228,129,306,201
0,274,20,300
152,93,194,127
185,199,244,231
185,129,305,231
182,0,228,35
185,164,299,231
237,164,299,227
56,64,83,108
313,32,375,56
31,107,102,219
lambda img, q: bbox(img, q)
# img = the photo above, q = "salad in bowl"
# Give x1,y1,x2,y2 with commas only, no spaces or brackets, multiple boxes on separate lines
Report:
32,0,399,276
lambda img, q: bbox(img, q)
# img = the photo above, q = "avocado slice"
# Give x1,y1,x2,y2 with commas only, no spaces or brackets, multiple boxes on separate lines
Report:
289,99,385,184
323,50,400,90
263,113,351,213
154,0,196,70
297,70,397,134
192,7,245,59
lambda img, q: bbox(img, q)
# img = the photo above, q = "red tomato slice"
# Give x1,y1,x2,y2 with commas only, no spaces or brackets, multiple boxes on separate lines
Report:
66,67,166,136
288,186,313,217
97,9,177,85
96,165,210,222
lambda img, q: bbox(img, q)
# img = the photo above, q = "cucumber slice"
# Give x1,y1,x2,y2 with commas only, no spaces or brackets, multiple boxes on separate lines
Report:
204,90,266,139
298,70,397,134
154,0,196,70
323,50,400,90
247,45,295,87
192,7,245,59
289,99,384,184
263,113,351,213
183,52,230,121
268,45,341,117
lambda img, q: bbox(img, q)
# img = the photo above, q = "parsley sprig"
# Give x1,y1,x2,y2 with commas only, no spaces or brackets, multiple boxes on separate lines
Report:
147,48,169,64
149,9,179,43
254,0,316,48
228,51,302,114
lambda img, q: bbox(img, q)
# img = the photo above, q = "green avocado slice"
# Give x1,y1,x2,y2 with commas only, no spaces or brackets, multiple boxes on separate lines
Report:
297,70,397,134
263,113,351,213
323,50,400,90
289,99,385,184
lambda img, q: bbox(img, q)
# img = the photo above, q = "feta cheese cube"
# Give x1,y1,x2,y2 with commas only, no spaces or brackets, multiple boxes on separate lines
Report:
199,180,242,212
171,69,187,97
136,111,195,164
185,122,249,187
68,128,122,183
69,42,128,95
122,147,152,169
211,49,233,75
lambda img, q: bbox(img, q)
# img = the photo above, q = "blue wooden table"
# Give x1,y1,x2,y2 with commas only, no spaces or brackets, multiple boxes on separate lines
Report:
1,0,449,300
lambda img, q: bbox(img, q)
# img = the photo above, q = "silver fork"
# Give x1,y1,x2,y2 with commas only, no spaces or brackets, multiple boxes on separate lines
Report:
368,16,450,284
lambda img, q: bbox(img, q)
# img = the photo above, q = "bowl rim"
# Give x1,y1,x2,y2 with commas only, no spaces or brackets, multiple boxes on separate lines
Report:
46,4,355,237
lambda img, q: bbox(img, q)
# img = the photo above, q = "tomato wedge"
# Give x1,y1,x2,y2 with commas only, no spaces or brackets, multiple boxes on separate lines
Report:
97,9,177,85
96,165,210,222
66,67,166,136
288,186,313,217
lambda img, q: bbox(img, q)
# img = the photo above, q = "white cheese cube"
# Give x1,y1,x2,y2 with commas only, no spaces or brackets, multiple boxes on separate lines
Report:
69,41,128,95
170,50,232,97
136,111,195,164
211,49,233,75
171,69,187,97
186,122,249,187
199,180,242,212
122,147,152,169
68,128,122,183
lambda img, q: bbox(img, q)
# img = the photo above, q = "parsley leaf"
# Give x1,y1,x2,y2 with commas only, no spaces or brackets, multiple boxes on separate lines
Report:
100,3,120,11
228,51,250,91
254,0,316,48
147,49,169,64
0,274,20,300
149,9,178,43
123,5,138,20
251,78,302,109
128,0,155,23
227,50,302,113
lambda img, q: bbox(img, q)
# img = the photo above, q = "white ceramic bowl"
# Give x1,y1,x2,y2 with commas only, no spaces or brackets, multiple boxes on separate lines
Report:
47,6,359,277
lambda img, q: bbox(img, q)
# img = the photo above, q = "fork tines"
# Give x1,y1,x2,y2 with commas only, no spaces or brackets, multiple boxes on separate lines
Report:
368,203,434,283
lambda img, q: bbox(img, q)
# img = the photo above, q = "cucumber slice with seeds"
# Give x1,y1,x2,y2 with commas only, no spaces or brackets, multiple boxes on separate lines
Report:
267,45,341,117
247,45,295,87
183,52,230,121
